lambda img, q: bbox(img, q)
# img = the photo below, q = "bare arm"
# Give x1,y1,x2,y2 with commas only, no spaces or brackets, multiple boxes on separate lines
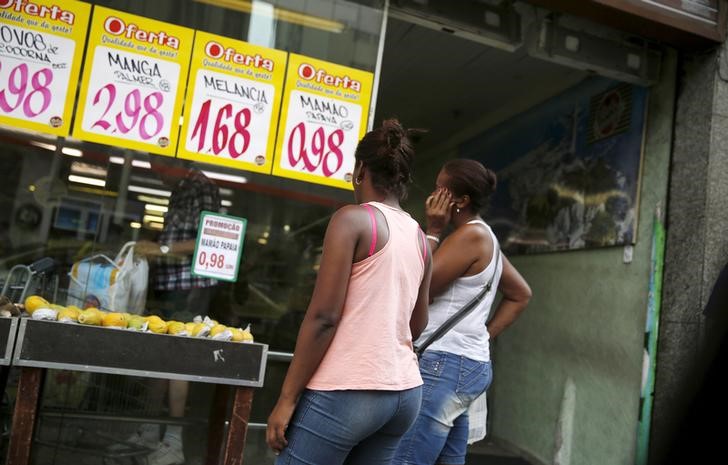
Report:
487,255,532,339
266,206,361,453
410,235,432,340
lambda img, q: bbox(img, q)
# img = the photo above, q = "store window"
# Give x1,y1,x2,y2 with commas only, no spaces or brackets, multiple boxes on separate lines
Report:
0,1,384,463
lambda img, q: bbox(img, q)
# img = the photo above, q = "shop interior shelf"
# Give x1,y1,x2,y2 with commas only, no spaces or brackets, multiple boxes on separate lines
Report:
12,319,267,387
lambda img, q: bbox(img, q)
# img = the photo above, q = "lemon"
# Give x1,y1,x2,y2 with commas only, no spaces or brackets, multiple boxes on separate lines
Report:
127,315,147,330
57,307,80,322
102,312,128,328
78,309,103,325
146,315,168,334
167,321,186,335
24,295,49,315
209,324,227,337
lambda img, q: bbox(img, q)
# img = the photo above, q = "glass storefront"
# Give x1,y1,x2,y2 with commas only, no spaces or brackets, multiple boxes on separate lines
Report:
0,0,385,463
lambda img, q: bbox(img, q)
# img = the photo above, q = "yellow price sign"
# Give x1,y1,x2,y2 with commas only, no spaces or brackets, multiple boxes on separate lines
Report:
178,31,287,173
272,54,373,190
0,0,90,136
72,6,193,156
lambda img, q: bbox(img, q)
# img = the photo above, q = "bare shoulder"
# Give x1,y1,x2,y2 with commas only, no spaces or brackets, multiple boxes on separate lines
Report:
328,205,368,231
450,221,493,247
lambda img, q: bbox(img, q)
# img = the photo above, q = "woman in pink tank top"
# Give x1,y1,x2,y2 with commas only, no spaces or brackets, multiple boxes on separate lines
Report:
266,119,433,465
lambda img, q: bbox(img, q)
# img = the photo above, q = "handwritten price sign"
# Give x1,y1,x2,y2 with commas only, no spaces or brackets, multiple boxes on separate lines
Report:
272,54,373,190
192,211,247,282
72,6,193,156
0,0,90,135
179,31,286,172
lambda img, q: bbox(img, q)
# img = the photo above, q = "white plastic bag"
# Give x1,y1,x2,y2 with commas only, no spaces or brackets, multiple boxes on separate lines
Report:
67,242,147,313
467,391,488,444
115,242,148,314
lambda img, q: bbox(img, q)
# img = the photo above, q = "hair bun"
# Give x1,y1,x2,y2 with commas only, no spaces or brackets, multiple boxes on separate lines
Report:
381,118,405,152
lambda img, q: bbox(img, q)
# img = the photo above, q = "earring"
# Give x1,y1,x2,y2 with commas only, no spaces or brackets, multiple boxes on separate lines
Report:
355,177,362,185
456,207,460,214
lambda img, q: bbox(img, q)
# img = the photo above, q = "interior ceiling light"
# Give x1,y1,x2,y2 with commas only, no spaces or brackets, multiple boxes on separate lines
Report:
62,147,83,157
202,170,248,184
71,161,108,177
128,185,172,197
30,141,56,151
138,195,170,205
68,174,106,187
194,0,345,33
145,203,169,213
221,199,233,207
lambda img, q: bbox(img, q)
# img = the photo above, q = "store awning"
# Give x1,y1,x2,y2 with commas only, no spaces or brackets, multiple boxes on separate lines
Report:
527,0,726,49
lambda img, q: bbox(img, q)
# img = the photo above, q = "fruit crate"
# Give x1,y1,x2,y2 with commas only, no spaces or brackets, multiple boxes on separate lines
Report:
8,318,268,465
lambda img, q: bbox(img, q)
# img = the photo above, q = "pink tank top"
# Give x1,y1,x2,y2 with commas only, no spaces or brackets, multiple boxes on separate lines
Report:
307,202,426,391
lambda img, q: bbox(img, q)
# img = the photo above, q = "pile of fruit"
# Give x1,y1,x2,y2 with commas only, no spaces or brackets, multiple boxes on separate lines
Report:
22,295,254,343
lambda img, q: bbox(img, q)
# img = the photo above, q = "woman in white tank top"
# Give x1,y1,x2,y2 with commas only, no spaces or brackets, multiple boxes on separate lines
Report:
393,159,532,465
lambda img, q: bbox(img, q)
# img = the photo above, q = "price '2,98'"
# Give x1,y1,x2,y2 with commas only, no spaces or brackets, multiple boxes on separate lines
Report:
189,99,252,159
287,122,344,178
0,62,53,117
90,84,165,140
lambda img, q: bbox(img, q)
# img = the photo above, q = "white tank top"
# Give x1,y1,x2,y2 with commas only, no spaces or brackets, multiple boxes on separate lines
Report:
415,220,502,362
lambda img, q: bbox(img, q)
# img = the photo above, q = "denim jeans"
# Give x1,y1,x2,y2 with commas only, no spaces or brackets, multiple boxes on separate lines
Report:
276,386,423,465
392,351,492,465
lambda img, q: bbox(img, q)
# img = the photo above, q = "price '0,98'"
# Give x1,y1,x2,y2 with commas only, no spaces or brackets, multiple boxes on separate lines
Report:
0,62,53,117
198,251,225,269
91,84,165,140
189,99,252,159
287,122,344,178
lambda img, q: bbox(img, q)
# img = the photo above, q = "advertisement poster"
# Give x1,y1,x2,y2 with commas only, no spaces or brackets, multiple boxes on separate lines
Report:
0,0,90,136
178,31,286,173
192,211,247,282
272,54,373,190
459,77,648,255
72,6,193,156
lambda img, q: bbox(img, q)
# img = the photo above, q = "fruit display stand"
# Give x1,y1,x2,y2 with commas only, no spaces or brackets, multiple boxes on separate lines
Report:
0,317,18,366
5,318,268,465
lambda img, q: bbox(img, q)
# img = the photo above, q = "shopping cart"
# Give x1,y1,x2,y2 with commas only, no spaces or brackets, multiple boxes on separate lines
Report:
0,257,59,305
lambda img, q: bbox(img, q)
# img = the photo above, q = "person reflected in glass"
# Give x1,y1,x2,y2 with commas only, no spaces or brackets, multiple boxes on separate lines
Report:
392,159,532,465
132,158,221,465
266,119,432,465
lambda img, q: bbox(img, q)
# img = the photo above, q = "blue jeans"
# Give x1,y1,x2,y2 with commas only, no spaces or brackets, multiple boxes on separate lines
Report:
392,351,492,465
276,387,423,465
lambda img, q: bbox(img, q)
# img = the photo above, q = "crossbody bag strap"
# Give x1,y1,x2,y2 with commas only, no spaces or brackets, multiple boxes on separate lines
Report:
415,244,501,357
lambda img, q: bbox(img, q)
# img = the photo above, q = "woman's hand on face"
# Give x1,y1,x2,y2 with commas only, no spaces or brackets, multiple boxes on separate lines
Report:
426,188,453,235
266,397,297,455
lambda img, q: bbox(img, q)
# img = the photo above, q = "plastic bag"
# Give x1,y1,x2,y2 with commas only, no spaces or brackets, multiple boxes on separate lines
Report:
116,243,148,314
67,242,148,313
467,391,488,444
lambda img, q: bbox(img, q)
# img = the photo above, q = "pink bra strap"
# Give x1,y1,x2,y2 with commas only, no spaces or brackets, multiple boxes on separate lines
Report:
362,204,377,257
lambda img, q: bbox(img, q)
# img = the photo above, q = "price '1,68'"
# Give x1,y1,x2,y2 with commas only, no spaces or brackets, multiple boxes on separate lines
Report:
189,99,252,159
90,84,165,140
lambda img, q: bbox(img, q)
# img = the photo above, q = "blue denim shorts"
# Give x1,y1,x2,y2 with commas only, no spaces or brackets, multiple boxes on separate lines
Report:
276,386,422,465
392,351,492,465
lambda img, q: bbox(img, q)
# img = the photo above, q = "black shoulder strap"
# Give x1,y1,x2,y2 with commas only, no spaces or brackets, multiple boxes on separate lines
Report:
415,244,501,357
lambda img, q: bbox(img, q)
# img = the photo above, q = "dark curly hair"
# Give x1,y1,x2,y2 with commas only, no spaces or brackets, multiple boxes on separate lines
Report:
354,118,424,200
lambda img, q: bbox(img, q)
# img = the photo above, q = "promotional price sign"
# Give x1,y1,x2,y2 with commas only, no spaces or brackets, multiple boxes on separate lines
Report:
72,6,193,156
179,31,286,173
272,54,373,190
0,0,90,136
192,211,246,282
